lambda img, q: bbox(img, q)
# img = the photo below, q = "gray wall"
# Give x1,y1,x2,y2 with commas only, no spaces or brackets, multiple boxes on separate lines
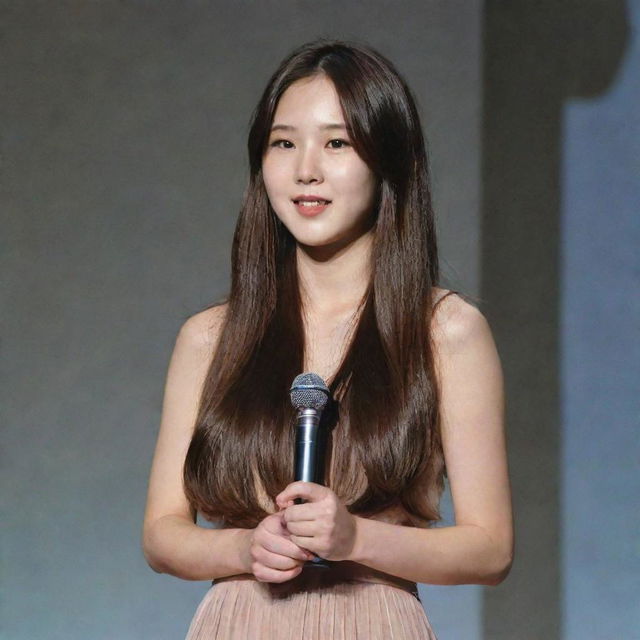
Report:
482,2,638,638
2,2,637,639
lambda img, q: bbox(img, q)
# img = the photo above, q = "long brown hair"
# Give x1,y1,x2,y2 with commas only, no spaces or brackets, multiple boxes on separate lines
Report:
184,39,446,529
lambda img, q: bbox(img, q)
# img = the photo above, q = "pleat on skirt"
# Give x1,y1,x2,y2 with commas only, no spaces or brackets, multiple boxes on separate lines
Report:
184,570,438,639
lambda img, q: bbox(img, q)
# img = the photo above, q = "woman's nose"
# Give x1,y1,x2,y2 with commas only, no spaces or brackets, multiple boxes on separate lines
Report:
295,146,322,184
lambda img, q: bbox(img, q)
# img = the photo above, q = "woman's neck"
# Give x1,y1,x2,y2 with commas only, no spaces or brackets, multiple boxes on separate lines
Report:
296,230,373,317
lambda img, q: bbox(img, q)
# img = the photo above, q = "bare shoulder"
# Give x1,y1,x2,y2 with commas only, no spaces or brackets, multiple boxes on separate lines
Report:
142,303,230,535
429,291,512,579
179,302,229,350
431,290,490,359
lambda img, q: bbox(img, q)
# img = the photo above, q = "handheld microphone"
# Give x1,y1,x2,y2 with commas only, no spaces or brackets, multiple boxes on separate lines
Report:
289,372,331,568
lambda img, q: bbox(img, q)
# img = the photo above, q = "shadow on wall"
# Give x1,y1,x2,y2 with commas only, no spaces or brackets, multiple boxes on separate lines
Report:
481,3,628,640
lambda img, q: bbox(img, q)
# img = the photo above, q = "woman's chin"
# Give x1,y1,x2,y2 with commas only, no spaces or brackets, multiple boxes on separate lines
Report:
294,233,373,263
296,235,339,249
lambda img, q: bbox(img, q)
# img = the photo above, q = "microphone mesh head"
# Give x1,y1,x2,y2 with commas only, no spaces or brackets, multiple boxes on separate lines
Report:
290,372,330,411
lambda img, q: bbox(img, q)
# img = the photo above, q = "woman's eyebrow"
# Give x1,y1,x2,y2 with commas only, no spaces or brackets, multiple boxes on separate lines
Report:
270,123,347,132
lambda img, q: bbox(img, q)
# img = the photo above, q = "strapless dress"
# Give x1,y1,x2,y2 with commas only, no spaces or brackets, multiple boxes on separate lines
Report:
184,505,438,639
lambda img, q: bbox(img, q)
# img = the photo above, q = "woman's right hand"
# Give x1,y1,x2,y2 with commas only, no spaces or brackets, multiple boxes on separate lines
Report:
242,511,314,583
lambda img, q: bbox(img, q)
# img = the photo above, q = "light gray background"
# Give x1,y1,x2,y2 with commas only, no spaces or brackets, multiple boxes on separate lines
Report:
2,2,637,639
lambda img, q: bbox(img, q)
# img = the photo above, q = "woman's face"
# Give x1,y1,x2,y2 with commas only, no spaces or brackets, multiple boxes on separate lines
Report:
262,74,378,251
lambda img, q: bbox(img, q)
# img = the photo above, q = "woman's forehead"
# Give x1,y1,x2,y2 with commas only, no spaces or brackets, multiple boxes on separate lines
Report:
272,75,345,128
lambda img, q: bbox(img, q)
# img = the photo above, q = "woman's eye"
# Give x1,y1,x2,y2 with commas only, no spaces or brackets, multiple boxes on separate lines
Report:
268,138,350,150
269,139,293,149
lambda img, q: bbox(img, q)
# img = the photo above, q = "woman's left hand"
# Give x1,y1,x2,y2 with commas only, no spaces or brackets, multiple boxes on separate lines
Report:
275,482,359,562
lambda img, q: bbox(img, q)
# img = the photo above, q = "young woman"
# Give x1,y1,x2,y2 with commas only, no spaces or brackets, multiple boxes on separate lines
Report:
142,39,513,639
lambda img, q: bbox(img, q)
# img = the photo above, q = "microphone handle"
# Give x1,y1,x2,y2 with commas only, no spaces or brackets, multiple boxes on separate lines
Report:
294,408,331,569
294,408,321,483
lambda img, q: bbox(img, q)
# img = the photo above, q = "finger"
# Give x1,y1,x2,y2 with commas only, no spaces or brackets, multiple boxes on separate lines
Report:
284,520,316,537
263,512,290,535
289,533,318,555
282,502,316,523
260,532,314,562
276,482,326,508
255,548,305,572
254,564,303,584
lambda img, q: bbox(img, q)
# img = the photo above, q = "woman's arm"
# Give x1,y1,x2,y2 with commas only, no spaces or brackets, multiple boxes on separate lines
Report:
141,305,252,581
350,518,508,586
278,294,514,586
143,515,251,581
353,295,513,585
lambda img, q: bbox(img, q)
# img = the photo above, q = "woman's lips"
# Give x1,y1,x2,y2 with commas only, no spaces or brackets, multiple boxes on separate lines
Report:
293,200,331,216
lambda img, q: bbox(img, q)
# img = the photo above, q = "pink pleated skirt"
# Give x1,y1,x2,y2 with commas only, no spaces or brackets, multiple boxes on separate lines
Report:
184,562,438,639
